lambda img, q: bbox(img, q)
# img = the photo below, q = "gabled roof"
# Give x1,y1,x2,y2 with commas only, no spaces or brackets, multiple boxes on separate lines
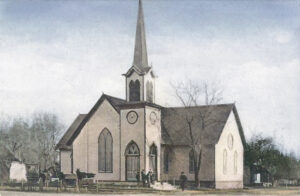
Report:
123,65,151,77
65,94,127,146
55,114,86,150
58,93,163,149
58,93,246,151
118,101,162,110
161,104,246,146
232,105,246,147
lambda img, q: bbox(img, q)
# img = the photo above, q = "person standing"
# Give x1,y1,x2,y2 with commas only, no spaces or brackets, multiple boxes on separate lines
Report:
136,171,140,185
141,170,146,187
146,170,152,188
179,171,187,191
150,170,155,184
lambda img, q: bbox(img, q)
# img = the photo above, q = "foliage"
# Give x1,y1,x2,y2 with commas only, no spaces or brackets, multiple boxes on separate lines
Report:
245,134,300,181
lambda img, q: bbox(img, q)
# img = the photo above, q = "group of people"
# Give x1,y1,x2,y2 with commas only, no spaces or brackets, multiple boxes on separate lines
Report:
135,170,188,191
136,169,155,187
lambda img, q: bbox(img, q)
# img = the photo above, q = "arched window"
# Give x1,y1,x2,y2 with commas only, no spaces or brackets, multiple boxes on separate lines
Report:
234,151,238,175
189,150,195,173
129,80,140,101
98,129,113,173
150,144,157,156
149,144,158,180
223,149,227,175
146,81,153,103
164,148,170,173
125,141,140,155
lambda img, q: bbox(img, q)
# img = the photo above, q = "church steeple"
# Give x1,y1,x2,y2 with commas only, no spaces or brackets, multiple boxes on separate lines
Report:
124,0,155,103
133,0,149,69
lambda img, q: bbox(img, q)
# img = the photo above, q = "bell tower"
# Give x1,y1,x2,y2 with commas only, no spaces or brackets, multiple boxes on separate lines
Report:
123,0,156,103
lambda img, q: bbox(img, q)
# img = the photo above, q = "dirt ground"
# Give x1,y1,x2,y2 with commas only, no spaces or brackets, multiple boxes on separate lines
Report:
1,187,300,196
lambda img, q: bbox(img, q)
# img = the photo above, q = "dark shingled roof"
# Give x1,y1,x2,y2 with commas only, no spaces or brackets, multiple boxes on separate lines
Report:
161,104,246,146
105,94,128,112
56,114,86,150
57,92,246,151
123,65,152,77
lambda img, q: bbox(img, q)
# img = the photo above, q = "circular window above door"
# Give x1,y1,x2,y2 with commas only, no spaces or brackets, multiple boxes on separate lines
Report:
127,111,138,124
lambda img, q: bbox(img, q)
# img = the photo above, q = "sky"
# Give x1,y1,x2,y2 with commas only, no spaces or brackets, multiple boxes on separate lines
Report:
0,0,299,156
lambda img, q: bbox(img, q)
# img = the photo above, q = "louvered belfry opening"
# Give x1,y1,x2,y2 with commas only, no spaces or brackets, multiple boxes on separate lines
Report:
129,80,141,101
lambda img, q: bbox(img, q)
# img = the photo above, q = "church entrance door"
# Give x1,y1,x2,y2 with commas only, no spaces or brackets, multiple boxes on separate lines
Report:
149,144,157,180
125,141,140,181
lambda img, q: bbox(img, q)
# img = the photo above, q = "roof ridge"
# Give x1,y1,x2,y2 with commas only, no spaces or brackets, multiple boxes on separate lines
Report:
164,103,235,109
103,93,126,102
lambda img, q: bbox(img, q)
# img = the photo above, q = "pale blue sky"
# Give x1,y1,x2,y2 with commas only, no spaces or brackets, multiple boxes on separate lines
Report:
0,0,299,156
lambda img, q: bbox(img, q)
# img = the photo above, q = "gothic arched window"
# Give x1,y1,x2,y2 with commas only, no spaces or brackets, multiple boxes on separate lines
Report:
234,151,238,175
146,81,153,103
125,141,140,155
223,149,227,175
164,148,170,173
149,144,158,180
189,150,195,173
98,129,113,173
129,80,140,101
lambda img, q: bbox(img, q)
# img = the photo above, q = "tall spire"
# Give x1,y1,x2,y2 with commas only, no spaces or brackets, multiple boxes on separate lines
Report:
133,0,149,69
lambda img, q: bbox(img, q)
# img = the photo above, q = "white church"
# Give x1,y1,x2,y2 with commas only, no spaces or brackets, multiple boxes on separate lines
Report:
56,0,246,189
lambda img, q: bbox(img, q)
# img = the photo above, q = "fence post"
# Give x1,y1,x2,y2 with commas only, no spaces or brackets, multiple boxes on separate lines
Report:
76,178,80,193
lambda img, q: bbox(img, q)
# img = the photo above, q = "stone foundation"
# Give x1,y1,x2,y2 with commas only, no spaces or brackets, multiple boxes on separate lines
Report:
215,180,243,189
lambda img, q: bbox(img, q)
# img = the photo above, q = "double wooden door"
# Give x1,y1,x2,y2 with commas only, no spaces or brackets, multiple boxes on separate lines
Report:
126,155,140,181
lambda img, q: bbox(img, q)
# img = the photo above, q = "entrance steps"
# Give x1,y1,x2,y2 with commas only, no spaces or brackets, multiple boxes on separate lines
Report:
150,181,177,190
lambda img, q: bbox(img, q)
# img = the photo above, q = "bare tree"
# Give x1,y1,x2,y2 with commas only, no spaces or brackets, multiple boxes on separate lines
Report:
30,113,64,170
171,80,223,187
0,113,64,172
1,117,30,161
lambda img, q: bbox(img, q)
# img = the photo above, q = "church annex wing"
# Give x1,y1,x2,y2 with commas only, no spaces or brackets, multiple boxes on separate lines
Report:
161,104,246,147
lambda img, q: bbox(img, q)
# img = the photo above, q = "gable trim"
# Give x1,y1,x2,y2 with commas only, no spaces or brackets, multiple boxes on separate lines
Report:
66,94,120,146
215,104,246,147
232,105,246,147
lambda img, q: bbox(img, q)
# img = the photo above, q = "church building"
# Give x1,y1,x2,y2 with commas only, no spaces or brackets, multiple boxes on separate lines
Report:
56,0,246,189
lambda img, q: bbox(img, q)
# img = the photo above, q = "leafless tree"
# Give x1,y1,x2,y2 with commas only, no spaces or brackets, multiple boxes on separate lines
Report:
0,113,64,174
30,113,64,170
171,80,223,187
